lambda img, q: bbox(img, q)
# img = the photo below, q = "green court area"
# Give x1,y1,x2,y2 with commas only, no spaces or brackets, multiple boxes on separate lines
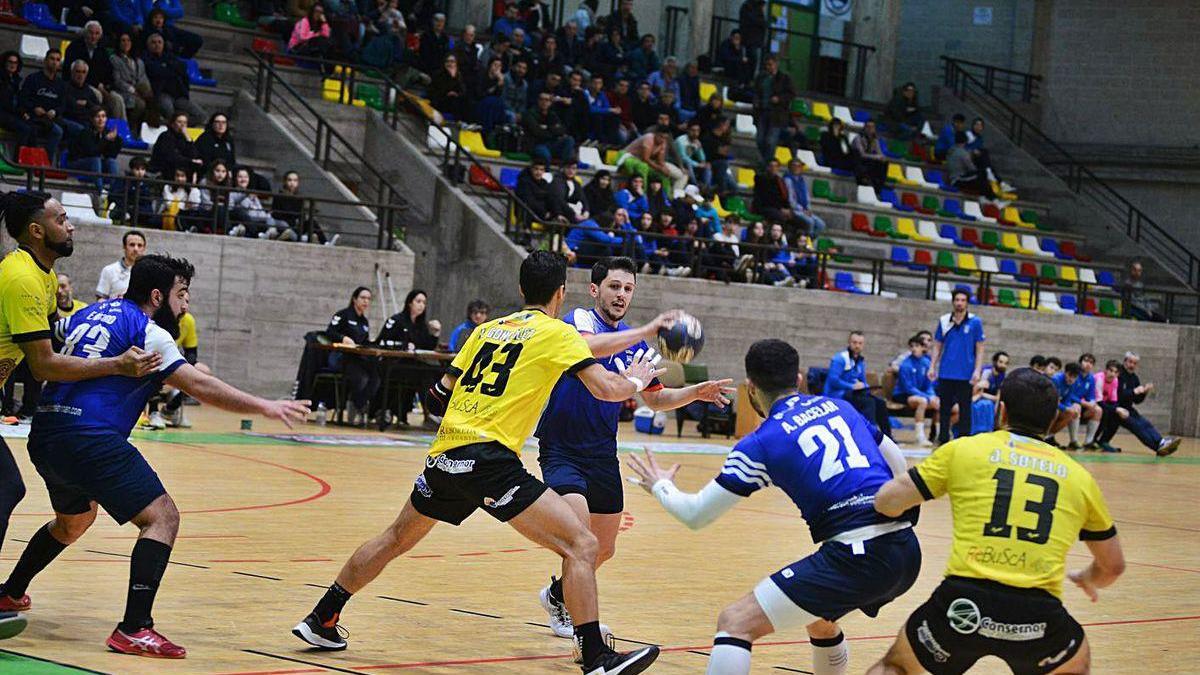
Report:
0,650,101,674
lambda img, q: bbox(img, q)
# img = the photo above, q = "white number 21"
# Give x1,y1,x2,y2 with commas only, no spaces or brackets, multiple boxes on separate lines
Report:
797,416,870,482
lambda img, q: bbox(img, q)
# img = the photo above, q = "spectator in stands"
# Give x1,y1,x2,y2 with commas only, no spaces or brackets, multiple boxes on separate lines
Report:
934,113,966,162
1028,354,1047,373
665,214,698,276
702,114,735,194
967,117,1013,193
515,158,564,225
630,211,664,273
0,51,29,143
604,0,639,48
66,106,122,192
195,113,236,169
499,58,529,121
752,54,795,163
557,20,583,65
584,169,616,226
851,118,888,192
144,33,204,121
738,0,766,76
196,159,231,233
595,25,628,81
104,0,147,44
704,214,742,281
150,110,202,177
644,174,672,220
110,31,154,129
429,54,470,120
616,126,686,197
1093,359,1121,453
583,74,621,144
160,166,202,230
1120,261,1167,322
453,24,480,82
1093,352,1180,456
553,161,591,223
606,77,636,139
763,221,805,286
614,173,647,222
526,69,561,112
679,60,701,109
482,33,514,72
419,13,451,76
970,349,1008,435
689,185,721,237
572,0,597,31
492,1,525,39
893,334,938,446
448,299,490,352
717,29,753,86
63,60,103,132
1045,356,1062,377
111,156,159,226
557,69,590,140
229,166,294,239
567,206,623,264
20,48,71,158
473,56,509,130
96,229,145,299
929,288,985,444
288,4,333,59
522,90,574,164
1077,353,1104,448
824,331,893,438
362,10,424,87
882,81,924,140
819,117,855,173
509,27,532,64
65,21,122,121
146,7,203,60
531,34,564,80
946,130,998,200
630,80,657,133
784,158,826,236
270,170,307,238
674,120,709,187
752,158,797,229
327,287,379,427
635,45,668,93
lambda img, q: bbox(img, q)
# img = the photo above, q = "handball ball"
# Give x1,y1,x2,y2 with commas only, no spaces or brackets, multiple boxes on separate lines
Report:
658,313,705,363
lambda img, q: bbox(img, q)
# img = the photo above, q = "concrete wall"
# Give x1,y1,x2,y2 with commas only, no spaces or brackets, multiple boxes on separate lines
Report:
564,270,1200,436
1032,0,1200,147
12,226,414,397
896,0,1036,98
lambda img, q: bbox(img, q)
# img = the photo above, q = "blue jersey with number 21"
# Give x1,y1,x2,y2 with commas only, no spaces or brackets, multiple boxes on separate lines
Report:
715,394,905,543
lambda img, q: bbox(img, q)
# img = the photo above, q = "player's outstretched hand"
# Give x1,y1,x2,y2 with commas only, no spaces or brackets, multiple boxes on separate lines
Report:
263,399,312,429
626,448,679,494
116,346,164,377
1068,569,1099,602
616,347,667,390
647,309,683,335
692,379,736,408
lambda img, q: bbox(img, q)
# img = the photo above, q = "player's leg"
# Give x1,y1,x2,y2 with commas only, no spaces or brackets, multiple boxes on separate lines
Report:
951,381,972,439
865,625,925,674
1065,404,1083,448
590,512,622,568
538,453,593,636
1047,635,1090,674
1,504,97,609
0,439,27,560
935,381,953,444
706,592,776,675
906,396,929,446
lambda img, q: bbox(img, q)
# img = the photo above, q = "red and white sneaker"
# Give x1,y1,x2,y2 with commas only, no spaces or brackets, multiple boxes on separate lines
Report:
106,627,187,659
0,593,30,613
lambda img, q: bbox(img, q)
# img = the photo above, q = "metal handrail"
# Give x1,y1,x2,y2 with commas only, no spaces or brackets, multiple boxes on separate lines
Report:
941,56,1041,103
942,57,1200,291
247,50,408,249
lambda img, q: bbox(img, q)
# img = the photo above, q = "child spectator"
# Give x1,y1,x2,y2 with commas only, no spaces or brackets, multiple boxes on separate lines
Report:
111,157,159,226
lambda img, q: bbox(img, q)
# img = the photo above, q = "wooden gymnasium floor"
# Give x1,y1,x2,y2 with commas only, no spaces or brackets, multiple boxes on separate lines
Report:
0,408,1196,674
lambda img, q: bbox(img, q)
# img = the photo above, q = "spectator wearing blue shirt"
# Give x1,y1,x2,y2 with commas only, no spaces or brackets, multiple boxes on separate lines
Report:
823,331,893,438
1048,361,1099,449
626,34,660,82
933,113,966,162
686,184,721,238
448,300,489,352
892,335,938,447
491,2,525,39
970,350,1008,435
614,174,648,222
783,158,827,236
567,207,624,264
646,57,680,101
929,289,985,443
673,121,709,187
1076,353,1104,449
584,73,622,144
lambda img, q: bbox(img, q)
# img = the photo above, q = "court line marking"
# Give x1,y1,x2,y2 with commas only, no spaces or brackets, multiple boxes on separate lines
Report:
0,646,110,674
243,649,369,675
377,596,428,606
233,571,284,581
448,608,503,619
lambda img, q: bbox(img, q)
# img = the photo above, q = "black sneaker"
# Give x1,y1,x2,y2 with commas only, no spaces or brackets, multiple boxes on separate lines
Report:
1156,437,1182,458
1043,436,1062,448
582,645,659,675
1083,442,1100,451
292,612,348,650
0,612,26,640
1099,442,1121,453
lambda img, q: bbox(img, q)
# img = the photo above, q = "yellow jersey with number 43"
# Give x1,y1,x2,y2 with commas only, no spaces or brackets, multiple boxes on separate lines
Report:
0,247,58,387
428,309,596,458
909,430,1115,598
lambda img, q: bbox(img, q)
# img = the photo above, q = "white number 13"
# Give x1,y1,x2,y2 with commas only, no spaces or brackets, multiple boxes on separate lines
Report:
797,416,870,482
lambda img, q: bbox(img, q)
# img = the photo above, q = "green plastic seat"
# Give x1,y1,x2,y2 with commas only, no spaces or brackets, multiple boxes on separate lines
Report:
1098,298,1119,317
805,126,820,143
997,289,1018,307
817,237,835,252
981,230,1000,248
922,195,940,212
935,250,956,269
213,2,256,28
0,150,23,176
832,253,853,263
1040,264,1058,280
813,179,846,203
872,215,893,235
1020,209,1039,224
503,151,531,162
791,99,821,121
725,195,762,222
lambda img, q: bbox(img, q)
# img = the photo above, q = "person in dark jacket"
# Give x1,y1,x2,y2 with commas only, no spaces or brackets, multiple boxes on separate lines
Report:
882,81,925,140
584,169,617,226
716,29,753,85
64,21,123,120
629,81,657,133
149,109,203,178
375,289,441,429
143,33,204,121
66,106,123,191
594,25,626,81
521,91,574,163
0,51,34,149
145,7,204,59
819,117,856,173
20,48,73,158
601,0,638,48
752,158,798,229
194,112,236,169
62,60,103,129
111,156,160,226
418,12,451,76
515,158,565,225
1094,352,1180,456
327,286,379,426
752,53,795,163
427,53,470,120
270,170,307,238
738,0,767,74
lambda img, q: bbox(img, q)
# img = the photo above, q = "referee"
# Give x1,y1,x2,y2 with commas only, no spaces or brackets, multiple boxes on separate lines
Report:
928,289,985,444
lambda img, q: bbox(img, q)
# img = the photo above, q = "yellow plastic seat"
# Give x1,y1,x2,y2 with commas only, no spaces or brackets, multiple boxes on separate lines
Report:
605,149,620,165
809,101,833,121
887,163,912,185
712,195,733,218
896,218,925,241
1018,289,1033,309
736,166,755,189
185,127,202,141
1000,232,1023,253
957,253,977,271
774,146,792,164
1004,206,1033,228
992,181,1017,201
1060,265,1078,282
459,129,501,159
323,79,343,102
699,81,719,103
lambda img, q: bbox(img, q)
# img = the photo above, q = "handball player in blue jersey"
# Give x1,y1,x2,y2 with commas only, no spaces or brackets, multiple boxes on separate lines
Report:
536,257,735,639
0,255,310,659
627,339,921,675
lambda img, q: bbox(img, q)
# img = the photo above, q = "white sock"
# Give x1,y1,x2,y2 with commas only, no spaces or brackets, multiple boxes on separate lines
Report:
915,421,926,439
1068,418,1080,444
1085,418,1100,444
811,632,849,675
707,632,751,675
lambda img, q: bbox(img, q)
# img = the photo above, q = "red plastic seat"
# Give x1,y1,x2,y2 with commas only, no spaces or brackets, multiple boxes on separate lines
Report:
252,37,296,65
17,146,66,179
1083,297,1098,315
909,141,930,162
850,212,870,233
981,288,997,305
981,203,1001,219
469,164,501,191
961,227,980,246
913,249,933,266
1019,262,1037,278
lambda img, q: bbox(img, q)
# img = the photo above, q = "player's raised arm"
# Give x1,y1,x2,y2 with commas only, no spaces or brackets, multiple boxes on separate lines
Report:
576,348,665,402
627,448,743,530
20,334,163,382
580,309,680,358
165,364,310,428
640,377,735,412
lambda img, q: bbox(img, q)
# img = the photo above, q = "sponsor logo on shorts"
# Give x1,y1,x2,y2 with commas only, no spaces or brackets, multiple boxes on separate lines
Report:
414,475,432,498
484,485,520,509
426,455,476,474
946,598,1047,641
35,403,83,416
916,620,951,663
1038,639,1076,667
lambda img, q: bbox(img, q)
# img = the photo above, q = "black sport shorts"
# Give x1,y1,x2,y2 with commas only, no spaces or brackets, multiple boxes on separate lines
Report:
410,441,548,526
905,576,1085,675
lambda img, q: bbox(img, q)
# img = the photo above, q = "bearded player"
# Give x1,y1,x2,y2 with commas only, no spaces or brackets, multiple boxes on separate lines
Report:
535,256,734,639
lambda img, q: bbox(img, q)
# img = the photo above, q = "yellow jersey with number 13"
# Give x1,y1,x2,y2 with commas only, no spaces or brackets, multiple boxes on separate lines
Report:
909,430,1115,598
0,247,58,387
428,308,595,458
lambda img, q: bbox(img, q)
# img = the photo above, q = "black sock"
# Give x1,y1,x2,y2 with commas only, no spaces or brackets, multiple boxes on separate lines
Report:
119,538,172,633
313,582,353,625
164,391,185,414
549,576,564,604
575,620,605,665
3,523,67,598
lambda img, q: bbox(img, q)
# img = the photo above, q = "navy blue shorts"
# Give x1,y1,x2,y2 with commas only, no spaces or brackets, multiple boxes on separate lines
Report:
761,528,922,624
538,448,624,514
27,430,166,525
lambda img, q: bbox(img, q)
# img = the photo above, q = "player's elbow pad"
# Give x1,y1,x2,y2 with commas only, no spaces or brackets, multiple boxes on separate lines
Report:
425,380,451,417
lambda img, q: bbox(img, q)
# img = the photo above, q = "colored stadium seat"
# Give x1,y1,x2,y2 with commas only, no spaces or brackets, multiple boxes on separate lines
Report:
958,253,978,271
833,105,857,127
427,125,452,151
998,259,1019,276
1059,240,1090,262
61,191,112,226
1044,237,1070,260
809,101,833,122
1018,289,1033,308
1099,298,1120,317
886,163,911,185
1004,206,1033,228
1022,234,1052,257
896,218,925,241
852,108,872,123
1083,298,1098,315
459,129,501,158
961,228,981,247
856,185,888,208
921,195,941,214
711,194,733,219
699,81,718,104
17,146,65,178
735,114,756,135
812,179,846,203
578,146,615,171
941,198,974,220
795,148,831,173
18,34,49,62
918,220,951,244
978,255,999,274
936,250,956,270
214,1,257,28
934,281,953,302
913,249,933,267
106,118,147,150
1097,270,1116,287
900,192,925,213
878,188,907,210
498,167,519,189
1020,209,1040,225
736,166,755,189
850,212,870,233
605,149,620,165
980,230,1000,251
185,59,217,87
924,168,950,190
981,203,1002,220
1040,264,1058,281
871,215,894,238
725,195,762,222
963,200,995,222
774,146,792,164
1038,292,1062,313
997,288,1018,307
468,164,500,190
1079,268,1098,285
1019,262,1037,279
1000,232,1025,254
1059,294,1078,313
140,122,167,145
904,165,937,189
890,246,910,264
185,127,203,141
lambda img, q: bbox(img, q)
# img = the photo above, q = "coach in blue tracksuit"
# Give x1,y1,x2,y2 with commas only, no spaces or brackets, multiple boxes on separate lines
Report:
929,289,985,443
824,331,892,438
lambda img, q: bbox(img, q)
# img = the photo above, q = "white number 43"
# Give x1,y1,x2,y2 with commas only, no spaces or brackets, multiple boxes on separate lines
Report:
797,416,870,482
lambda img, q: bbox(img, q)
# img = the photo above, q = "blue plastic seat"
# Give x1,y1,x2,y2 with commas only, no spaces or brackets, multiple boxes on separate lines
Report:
880,143,901,159
955,284,977,304
106,118,147,150
998,259,1019,276
925,168,949,189
498,167,520,190
185,59,217,87
834,272,866,294
1096,270,1116,287
879,187,909,211
21,3,66,30
1059,294,1078,312
852,109,872,123
938,223,958,241
890,246,910,264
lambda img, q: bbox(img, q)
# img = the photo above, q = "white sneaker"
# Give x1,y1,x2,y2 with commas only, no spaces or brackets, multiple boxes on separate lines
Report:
148,412,167,430
539,581,573,639
1000,181,1016,193
167,407,191,428
915,435,932,447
